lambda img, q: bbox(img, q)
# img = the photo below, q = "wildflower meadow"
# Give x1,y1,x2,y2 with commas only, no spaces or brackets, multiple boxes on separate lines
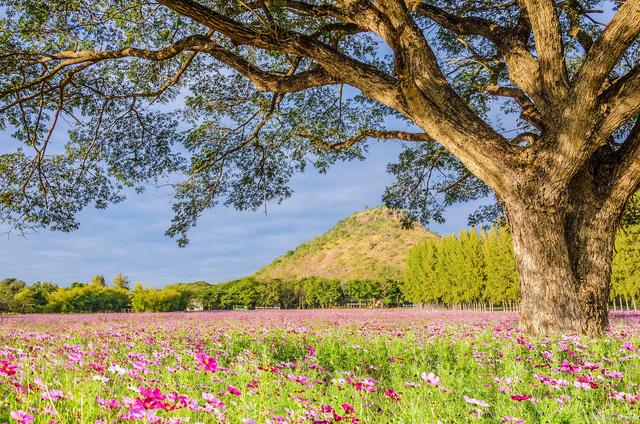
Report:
1,310,640,423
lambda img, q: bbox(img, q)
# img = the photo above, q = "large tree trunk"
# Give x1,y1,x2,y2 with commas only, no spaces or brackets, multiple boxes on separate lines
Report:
505,190,617,336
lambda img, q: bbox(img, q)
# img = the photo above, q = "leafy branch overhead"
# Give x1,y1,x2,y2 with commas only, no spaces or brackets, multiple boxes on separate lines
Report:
0,0,638,246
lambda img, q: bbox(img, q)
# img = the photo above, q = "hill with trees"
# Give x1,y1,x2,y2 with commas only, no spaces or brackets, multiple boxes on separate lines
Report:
253,207,438,282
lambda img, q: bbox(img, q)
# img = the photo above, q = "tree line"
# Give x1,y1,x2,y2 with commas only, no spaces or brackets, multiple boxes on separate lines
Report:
0,274,407,313
196,277,404,310
403,224,640,308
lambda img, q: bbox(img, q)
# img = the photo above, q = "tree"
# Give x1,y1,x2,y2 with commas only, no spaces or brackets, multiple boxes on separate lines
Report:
13,281,59,312
0,278,27,312
455,229,485,303
112,273,131,291
256,279,283,307
91,274,106,288
1,0,639,335
611,224,640,304
346,279,381,302
404,240,440,304
482,227,519,304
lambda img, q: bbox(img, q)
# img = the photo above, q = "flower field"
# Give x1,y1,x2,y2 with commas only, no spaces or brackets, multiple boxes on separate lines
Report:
1,310,640,423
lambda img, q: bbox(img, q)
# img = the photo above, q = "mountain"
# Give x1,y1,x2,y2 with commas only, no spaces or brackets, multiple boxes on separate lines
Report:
252,207,438,282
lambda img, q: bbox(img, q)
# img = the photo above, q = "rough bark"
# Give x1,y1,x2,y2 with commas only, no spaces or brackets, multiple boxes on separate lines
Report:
505,162,620,336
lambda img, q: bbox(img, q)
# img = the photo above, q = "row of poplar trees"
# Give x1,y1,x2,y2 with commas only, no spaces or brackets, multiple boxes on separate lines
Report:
404,225,640,307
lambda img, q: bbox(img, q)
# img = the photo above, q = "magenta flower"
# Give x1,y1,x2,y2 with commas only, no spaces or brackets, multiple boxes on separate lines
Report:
0,360,17,376
574,375,599,390
384,388,401,402
342,403,355,414
559,360,581,374
510,394,532,401
10,410,35,424
604,370,624,379
622,341,636,352
195,352,219,372
96,396,119,408
226,385,241,396
136,386,172,410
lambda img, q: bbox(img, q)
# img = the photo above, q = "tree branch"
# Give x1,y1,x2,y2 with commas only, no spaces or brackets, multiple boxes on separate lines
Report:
201,43,337,93
572,0,640,107
602,120,640,218
411,1,544,108
516,0,569,106
155,0,404,111
485,84,544,129
0,35,209,100
598,65,640,138
299,129,433,150
562,0,594,52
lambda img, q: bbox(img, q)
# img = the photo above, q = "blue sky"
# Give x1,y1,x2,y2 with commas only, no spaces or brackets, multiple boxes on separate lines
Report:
0,136,490,287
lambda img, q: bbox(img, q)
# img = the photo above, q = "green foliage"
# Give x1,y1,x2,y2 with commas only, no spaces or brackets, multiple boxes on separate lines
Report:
130,286,185,313
13,281,58,313
406,224,640,305
0,278,27,311
47,286,130,313
482,227,519,304
112,273,130,290
621,192,640,229
91,274,106,287
404,227,518,304
346,279,381,301
611,224,640,301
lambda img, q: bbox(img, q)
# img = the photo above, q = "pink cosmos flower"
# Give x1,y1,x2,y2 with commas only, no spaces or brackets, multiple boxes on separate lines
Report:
342,403,355,414
96,396,119,408
226,385,241,396
136,386,172,411
10,410,35,424
622,341,636,352
559,360,582,374
384,388,401,402
348,377,376,392
574,375,598,390
510,394,531,401
463,396,489,408
0,360,17,376
41,389,66,401
604,370,624,379
610,390,639,404
195,352,218,372
500,417,525,423
421,372,440,386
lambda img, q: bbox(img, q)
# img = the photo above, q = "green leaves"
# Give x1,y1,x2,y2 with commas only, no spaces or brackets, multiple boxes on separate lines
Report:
384,142,493,227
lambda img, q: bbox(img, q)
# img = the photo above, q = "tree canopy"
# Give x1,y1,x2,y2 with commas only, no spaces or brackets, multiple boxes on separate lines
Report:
1,0,636,244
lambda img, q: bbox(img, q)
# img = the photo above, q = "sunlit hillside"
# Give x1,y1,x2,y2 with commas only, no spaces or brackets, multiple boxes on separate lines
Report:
253,207,438,282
